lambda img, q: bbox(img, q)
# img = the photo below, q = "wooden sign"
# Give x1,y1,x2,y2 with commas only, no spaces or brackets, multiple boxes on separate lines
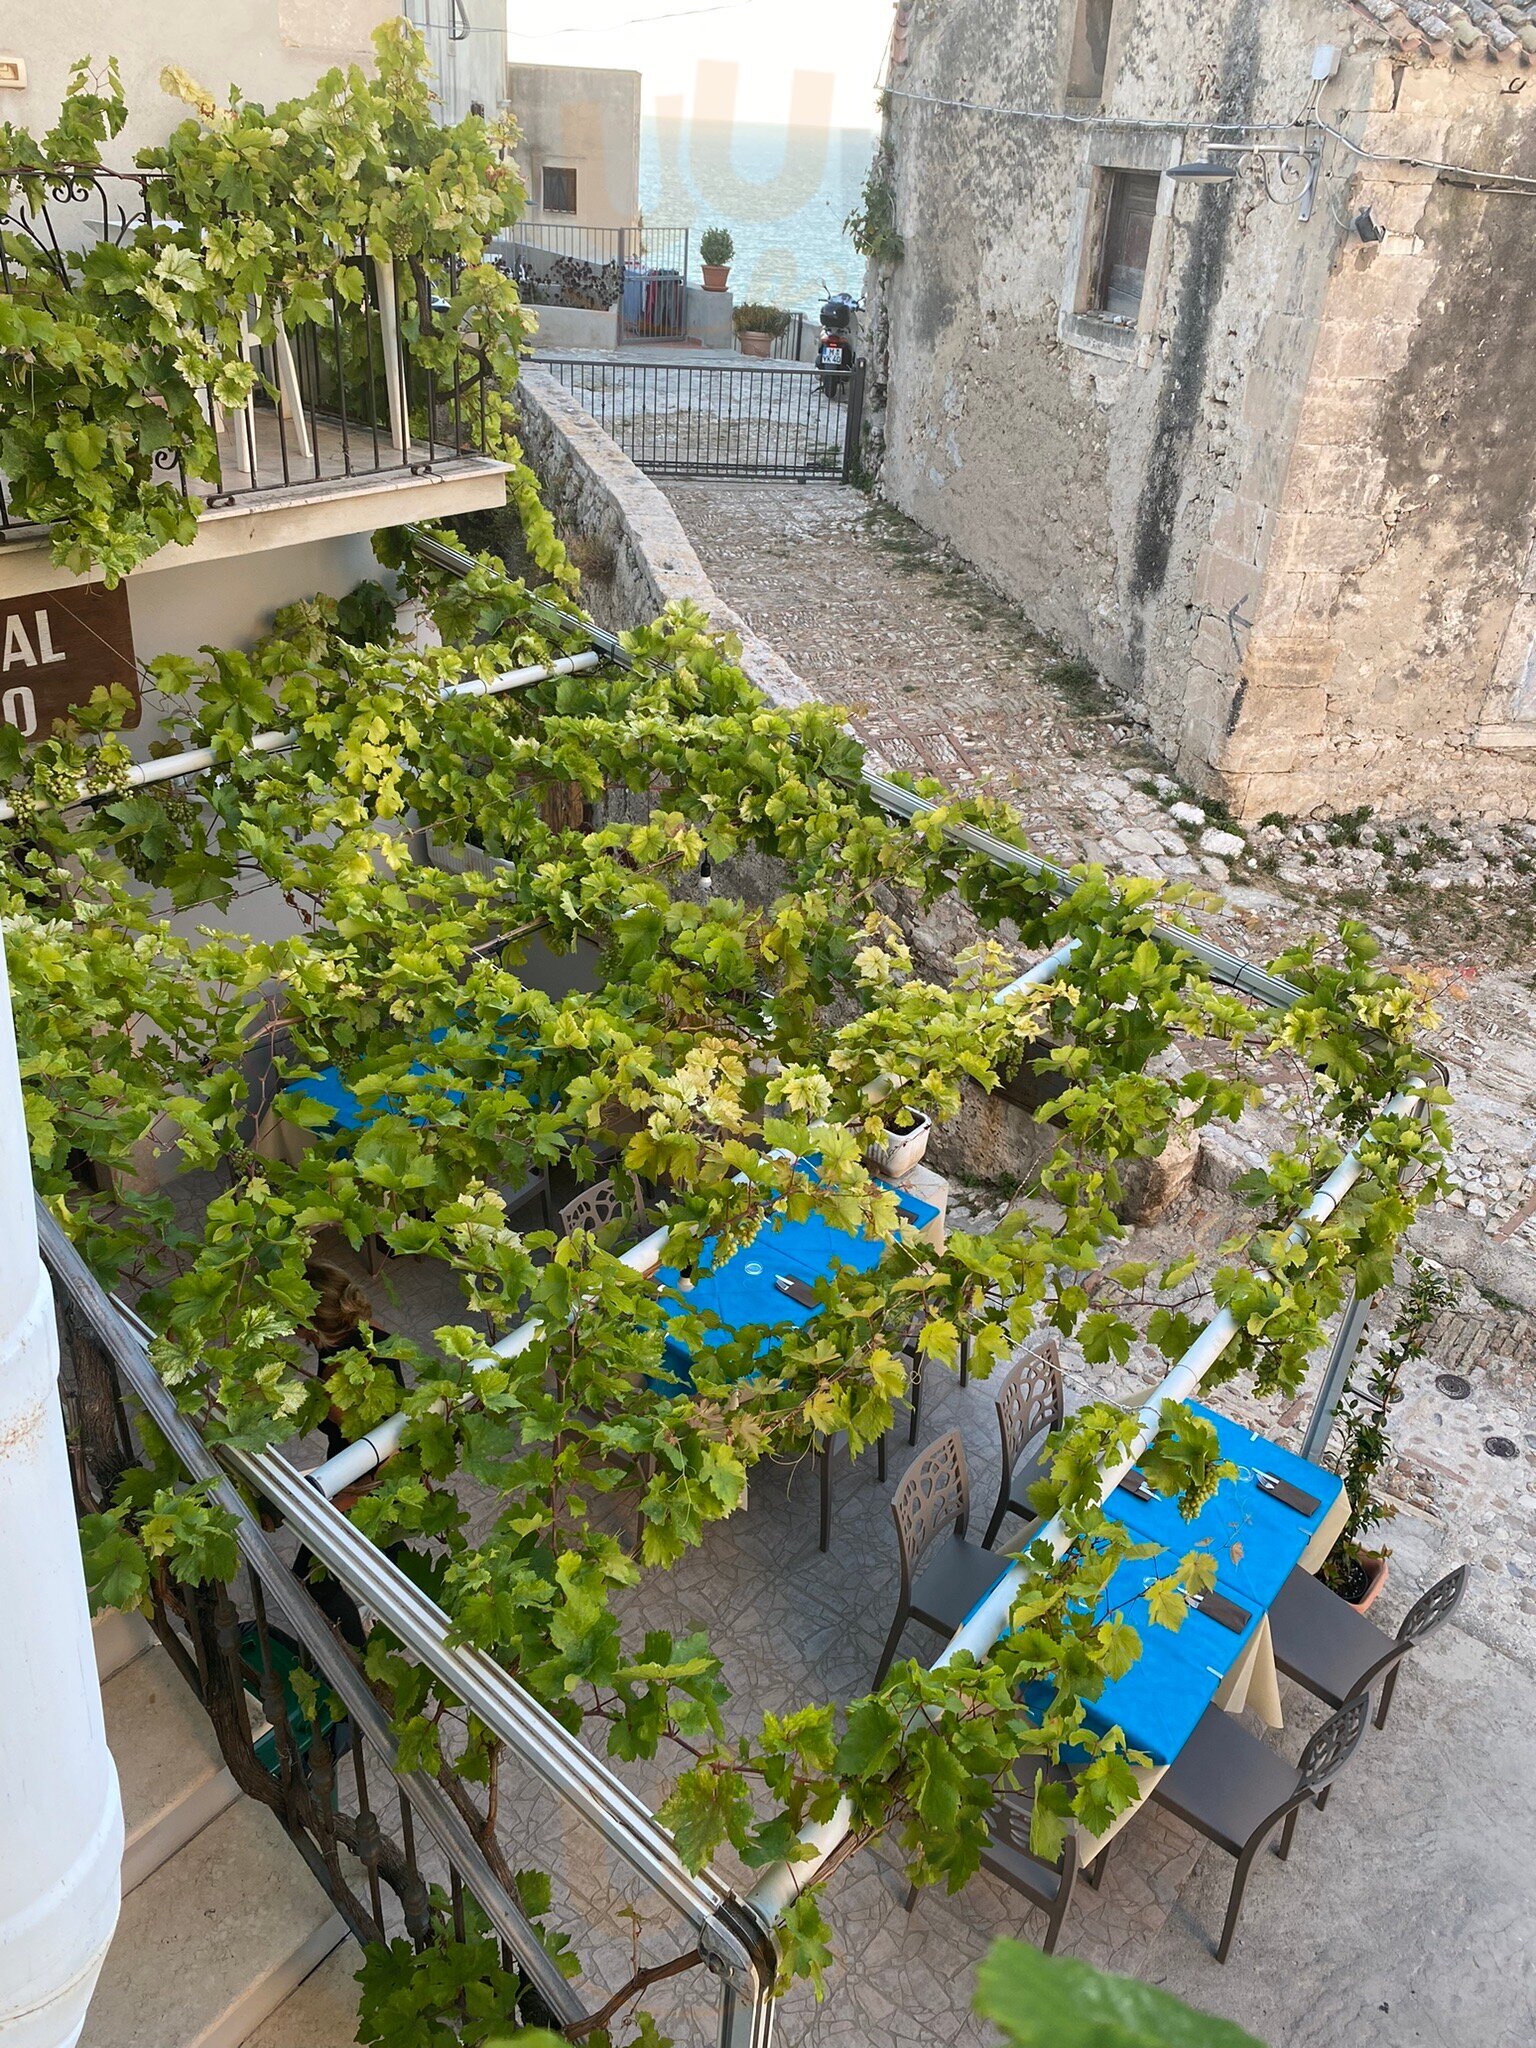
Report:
0,583,141,739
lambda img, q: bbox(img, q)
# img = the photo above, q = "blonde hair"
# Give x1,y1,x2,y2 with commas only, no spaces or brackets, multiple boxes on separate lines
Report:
304,1262,373,1348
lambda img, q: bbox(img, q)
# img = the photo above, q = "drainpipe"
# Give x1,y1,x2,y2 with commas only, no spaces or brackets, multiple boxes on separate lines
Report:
0,932,123,2048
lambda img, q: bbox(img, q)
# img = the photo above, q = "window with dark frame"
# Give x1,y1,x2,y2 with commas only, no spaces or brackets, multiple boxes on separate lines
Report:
1087,168,1160,324
1067,0,1115,101
541,166,578,214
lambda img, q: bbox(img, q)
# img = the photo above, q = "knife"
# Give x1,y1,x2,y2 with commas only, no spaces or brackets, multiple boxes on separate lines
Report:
774,1273,819,1309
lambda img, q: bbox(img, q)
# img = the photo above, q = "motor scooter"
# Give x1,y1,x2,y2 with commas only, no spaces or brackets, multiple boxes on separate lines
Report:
815,288,861,400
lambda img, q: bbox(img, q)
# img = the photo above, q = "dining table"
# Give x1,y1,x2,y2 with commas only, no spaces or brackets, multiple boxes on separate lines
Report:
254,1022,553,1227
1007,1401,1348,1853
652,1169,944,1394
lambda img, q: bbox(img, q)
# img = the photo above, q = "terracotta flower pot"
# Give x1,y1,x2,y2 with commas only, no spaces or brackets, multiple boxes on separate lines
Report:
1350,1550,1390,1613
701,263,731,291
738,330,772,359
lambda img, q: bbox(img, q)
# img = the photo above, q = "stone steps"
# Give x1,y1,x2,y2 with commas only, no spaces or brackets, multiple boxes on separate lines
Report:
81,1614,350,2048
100,1624,242,1895
244,1943,364,2048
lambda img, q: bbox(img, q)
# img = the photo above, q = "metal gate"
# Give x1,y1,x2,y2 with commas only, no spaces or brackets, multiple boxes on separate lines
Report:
528,356,866,483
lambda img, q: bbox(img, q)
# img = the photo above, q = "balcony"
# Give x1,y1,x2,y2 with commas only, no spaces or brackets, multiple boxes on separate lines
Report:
0,168,511,590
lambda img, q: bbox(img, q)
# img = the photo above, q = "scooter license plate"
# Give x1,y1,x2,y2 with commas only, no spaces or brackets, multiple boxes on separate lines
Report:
817,348,840,366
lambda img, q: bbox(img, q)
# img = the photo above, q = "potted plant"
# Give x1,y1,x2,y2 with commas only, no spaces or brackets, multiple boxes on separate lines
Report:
864,1105,932,1180
733,302,791,359
699,225,734,292
1321,1255,1454,1611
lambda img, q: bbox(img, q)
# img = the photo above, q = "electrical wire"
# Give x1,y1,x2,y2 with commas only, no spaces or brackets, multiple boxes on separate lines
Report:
1313,111,1536,194
880,82,1536,197
881,83,1310,138
419,0,760,32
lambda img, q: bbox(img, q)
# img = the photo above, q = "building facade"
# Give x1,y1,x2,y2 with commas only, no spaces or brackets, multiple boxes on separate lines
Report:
505,63,643,231
0,3,510,761
868,0,1536,819
2,1,506,157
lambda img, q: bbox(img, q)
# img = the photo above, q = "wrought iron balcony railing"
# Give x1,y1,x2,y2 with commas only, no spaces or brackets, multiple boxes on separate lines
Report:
0,167,503,544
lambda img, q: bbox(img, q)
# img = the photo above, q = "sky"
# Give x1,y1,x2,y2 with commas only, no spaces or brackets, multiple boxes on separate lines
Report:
505,0,894,131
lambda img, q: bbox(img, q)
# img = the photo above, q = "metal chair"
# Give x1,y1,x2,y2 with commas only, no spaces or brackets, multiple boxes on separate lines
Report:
1269,1561,1467,1734
982,1341,1065,1550
1150,1694,1370,1962
906,1780,1080,1955
559,1176,646,1239
905,1318,968,1447
873,1431,1012,1685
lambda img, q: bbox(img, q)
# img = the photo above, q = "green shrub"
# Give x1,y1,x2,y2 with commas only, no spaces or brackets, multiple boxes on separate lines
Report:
699,225,734,266
732,301,792,337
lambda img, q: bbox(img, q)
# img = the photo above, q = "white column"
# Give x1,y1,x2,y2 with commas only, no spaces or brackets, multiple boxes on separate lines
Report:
373,257,411,462
0,932,123,2048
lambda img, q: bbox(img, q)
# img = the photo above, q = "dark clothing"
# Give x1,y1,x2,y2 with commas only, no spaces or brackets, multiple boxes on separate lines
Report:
310,1322,404,1459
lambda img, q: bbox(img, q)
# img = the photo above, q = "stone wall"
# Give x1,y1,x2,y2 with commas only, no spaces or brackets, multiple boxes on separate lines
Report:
1210,61,1536,817
870,0,1536,820
514,369,813,709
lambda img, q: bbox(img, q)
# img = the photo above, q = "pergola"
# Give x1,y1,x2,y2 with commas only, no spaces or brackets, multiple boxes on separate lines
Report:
10,524,1445,2045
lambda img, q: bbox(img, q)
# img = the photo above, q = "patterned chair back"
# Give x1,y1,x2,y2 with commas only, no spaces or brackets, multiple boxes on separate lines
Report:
891,1431,970,1596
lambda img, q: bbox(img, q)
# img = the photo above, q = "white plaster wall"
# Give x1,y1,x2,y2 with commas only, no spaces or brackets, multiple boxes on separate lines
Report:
408,0,507,125
507,64,642,227
122,535,384,676
3,1,502,155
3,3,391,159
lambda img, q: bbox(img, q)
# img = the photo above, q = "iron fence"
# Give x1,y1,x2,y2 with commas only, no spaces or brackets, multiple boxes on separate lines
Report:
45,1200,779,2045
495,224,690,339
0,168,498,540
768,313,812,363
529,356,866,483
46,1209,585,2031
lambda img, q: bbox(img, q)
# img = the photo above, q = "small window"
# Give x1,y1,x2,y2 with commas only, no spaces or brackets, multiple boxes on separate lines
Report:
1067,0,1114,101
1087,168,1160,324
541,167,578,214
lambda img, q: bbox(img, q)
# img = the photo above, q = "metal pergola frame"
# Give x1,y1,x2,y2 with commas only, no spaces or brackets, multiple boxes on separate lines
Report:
398,528,1439,2000
34,525,1438,2043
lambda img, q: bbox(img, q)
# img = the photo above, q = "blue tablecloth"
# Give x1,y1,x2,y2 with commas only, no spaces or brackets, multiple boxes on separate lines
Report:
1013,1407,1341,1768
654,1173,939,1393
1107,1403,1343,1612
282,1023,532,1137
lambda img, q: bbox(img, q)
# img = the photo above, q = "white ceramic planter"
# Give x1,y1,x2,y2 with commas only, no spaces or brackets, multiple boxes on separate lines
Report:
865,1110,931,1180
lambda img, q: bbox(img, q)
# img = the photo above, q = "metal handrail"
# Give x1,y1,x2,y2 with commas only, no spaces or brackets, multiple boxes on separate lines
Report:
40,1205,586,2027
45,1205,778,2043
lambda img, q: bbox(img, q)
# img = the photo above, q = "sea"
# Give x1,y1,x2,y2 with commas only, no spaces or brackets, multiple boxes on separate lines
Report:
639,117,876,316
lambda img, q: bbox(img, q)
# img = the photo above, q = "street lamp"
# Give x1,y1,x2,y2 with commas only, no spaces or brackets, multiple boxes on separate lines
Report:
1168,137,1322,220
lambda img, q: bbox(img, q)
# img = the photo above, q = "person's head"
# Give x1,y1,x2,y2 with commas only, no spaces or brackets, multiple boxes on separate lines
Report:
302,1261,373,1349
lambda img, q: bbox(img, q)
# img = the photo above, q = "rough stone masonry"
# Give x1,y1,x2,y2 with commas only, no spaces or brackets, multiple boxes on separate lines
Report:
866,0,1536,822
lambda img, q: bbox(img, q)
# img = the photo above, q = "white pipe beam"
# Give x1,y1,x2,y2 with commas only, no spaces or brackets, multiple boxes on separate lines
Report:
0,653,603,826
0,933,123,2048
995,936,1078,1001
743,1084,1423,1926
304,1222,672,1498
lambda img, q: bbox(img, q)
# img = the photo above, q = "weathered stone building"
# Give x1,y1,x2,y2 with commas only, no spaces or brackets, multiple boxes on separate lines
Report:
868,0,1536,819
